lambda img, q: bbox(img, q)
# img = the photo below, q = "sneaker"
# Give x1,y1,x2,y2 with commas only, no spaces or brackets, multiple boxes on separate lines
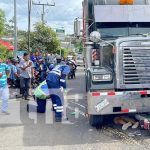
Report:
132,122,139,129
122,122,132,130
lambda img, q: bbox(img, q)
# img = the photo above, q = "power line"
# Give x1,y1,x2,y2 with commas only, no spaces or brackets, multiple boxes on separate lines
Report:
32,0,55,23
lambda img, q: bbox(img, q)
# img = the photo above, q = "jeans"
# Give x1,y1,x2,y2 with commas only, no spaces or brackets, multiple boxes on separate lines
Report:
0,86,9,112
20,77,31,97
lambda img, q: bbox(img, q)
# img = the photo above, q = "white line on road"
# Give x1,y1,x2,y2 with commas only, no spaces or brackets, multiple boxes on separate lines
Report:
69,101,86,109
67,106,86,117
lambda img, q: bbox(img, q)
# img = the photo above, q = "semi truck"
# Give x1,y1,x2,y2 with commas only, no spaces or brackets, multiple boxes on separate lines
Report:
83,0,150,126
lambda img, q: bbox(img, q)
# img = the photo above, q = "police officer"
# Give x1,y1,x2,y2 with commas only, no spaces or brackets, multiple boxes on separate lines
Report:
48,63,55,71
46,62,70,122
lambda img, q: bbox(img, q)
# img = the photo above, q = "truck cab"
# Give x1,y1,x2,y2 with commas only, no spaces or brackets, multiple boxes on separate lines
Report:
83,0,150,126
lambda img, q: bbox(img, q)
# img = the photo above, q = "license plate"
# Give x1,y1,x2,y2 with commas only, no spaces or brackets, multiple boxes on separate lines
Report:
95,99,109,112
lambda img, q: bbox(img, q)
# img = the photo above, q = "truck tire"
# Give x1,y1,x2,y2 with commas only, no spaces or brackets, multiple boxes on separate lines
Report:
89,115,103,127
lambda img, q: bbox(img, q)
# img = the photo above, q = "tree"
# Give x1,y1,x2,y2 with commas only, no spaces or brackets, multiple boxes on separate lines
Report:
18,22,60,53
0,9,5,36
31,22,60,52
17,30,28,50
74,40,83,53
0,45,13,61
57,48,69,58
4,18,14,37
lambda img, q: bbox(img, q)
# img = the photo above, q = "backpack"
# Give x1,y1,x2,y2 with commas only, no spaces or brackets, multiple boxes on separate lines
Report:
34,80,49,99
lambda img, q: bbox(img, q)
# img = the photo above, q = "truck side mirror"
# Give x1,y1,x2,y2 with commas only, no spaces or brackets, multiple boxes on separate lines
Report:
90,31,101,43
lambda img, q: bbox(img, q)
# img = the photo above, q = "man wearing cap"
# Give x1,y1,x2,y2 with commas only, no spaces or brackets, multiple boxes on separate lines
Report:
0,58,10,113
19,53,34,100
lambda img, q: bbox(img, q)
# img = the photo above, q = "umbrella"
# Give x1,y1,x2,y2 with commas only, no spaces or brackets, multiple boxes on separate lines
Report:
0,39,14,51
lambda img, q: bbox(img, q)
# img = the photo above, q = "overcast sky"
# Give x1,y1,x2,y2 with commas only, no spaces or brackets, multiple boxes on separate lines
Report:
0,0,83,34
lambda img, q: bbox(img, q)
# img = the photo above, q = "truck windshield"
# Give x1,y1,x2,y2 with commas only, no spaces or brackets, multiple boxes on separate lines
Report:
96,22,150,38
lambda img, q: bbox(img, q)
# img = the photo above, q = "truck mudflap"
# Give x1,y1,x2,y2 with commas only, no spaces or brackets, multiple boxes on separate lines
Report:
87,90,150,115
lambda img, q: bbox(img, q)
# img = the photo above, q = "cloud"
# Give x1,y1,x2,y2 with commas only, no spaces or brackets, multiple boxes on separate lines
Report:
0,0,83,34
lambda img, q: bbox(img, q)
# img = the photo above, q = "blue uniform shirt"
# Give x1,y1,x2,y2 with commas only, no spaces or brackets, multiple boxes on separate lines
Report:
46,64,70,89
0,63,10,87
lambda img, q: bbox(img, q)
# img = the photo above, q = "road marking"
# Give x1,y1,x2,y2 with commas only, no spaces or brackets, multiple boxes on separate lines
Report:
67,106,86,117
69,101,86,109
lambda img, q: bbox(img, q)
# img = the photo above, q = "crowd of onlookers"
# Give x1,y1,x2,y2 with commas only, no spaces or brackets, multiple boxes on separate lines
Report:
7,51,60,88
6,51,77,98
0,50,77,121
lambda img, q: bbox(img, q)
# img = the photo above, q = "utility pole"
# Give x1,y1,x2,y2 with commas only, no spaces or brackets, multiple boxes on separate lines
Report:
42,5,45,23
14,0,17,55
28,0,31,51
32,1,55,24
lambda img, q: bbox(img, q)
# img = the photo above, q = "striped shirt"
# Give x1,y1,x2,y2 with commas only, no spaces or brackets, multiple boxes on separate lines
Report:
8,64,17,80
0,63,10,87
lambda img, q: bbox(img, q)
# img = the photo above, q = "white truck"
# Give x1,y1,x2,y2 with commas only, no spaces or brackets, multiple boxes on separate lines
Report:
83,0,150,126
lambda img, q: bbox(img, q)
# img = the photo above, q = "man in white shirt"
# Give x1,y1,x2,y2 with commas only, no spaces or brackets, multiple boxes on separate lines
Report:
19,53,34,100
48,53,55,64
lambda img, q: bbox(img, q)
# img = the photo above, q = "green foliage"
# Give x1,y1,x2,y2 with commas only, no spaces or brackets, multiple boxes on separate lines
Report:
4,18,14,36
18,31,28,50
74,40,83,53
31,22,60,52
0,45,13,61
18,22,60,53
0,9,5,36
57,48,69,58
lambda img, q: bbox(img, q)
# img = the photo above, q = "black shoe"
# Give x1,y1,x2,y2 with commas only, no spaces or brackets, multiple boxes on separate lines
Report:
55,117,62,122
24,97,30,100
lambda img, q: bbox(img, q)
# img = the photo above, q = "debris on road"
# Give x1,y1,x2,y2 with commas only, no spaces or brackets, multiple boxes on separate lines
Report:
128,131,141,137
135,114,150,132
70,112,76,115
114,116,139,131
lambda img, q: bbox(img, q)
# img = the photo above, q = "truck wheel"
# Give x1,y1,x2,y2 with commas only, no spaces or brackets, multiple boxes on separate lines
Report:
89,115,103,127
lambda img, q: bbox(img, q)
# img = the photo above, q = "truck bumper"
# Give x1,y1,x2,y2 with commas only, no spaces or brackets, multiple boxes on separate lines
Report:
87,90,150,115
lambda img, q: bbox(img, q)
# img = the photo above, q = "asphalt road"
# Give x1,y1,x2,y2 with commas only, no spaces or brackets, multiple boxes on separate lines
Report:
0,67,150,150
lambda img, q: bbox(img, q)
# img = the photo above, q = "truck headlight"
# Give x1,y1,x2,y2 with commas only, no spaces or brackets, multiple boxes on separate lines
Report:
92,74,112,82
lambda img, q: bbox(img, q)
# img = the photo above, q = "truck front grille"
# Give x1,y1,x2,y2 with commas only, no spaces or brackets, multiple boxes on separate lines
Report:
123,47,150,85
